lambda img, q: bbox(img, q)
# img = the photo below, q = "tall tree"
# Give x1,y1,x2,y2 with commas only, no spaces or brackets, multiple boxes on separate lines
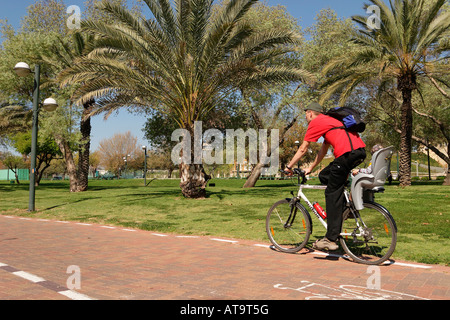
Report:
41,32,96,192
0,152,27,184
319,0,450,186
20,0,68,35
0,2,83,191
97,131,141,175
371,76,449,185
60,0,313,198
11,132,61,185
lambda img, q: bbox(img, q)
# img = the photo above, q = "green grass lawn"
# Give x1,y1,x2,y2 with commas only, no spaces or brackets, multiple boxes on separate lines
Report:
1,178,449,265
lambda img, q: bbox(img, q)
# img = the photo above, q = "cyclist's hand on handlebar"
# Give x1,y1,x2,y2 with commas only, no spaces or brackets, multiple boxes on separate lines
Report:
303,167,313,175
283,167,293,176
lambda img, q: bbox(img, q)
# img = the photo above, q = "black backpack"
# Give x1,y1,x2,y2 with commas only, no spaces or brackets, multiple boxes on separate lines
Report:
325,107,366,133
324,107,366,151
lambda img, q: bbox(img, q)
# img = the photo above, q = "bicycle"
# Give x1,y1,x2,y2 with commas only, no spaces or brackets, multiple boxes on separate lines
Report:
266,147,397,265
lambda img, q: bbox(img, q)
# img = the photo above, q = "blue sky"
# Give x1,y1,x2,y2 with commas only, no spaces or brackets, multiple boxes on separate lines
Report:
2,0,369,151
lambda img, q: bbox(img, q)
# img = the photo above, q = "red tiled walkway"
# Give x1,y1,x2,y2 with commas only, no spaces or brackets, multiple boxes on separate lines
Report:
0,215,449,300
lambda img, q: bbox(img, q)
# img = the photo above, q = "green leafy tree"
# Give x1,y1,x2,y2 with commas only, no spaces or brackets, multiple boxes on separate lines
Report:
11,132,61,185
41,32,97,192
20,0,68,35
319,0,450,187
60,0,313,198
0,152,27,184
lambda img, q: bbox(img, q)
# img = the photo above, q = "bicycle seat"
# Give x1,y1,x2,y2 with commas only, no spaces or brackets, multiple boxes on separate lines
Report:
351,146,394,210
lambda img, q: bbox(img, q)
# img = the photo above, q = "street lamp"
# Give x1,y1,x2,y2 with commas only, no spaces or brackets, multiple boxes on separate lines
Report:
43,98,58,112
142,146,148,186
14,62,59,212
122,154,131,178
13,62,32,77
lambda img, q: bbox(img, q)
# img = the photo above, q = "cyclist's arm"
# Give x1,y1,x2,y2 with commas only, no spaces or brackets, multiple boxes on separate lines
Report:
286,140,310,170
305,143,330,174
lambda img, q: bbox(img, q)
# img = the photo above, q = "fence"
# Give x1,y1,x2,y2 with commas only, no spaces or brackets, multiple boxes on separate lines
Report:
0,169,30,181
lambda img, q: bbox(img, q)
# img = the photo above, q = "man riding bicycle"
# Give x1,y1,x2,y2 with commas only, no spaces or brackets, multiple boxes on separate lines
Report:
284,102,366,251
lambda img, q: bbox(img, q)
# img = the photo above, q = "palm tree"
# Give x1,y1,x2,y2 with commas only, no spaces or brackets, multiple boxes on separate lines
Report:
41,32,95,192
0,102,31,136
319,0,450,186
60,0,313,198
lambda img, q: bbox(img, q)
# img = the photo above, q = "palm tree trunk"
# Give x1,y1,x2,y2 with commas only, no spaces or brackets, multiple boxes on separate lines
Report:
179,163,209,198
55,137,79,192
178,123,211,198
77,100,93,192
398,75,415,187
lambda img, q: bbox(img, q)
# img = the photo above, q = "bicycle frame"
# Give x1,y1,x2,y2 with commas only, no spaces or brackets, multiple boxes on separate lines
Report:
297,184,327,229
297,184,364,238
284,169,364,236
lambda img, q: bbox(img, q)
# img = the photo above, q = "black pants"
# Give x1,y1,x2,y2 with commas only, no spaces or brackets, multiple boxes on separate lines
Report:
318,148,366,241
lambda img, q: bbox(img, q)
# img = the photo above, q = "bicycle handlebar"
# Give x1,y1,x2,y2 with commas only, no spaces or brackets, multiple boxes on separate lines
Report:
279,168,308,184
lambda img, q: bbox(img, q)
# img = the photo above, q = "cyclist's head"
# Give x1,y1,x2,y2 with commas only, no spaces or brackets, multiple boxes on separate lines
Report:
304,102,323,123
304,102,323,114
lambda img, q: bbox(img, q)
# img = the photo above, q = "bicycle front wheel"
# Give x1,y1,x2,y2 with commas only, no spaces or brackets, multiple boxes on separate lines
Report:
266,199,312,253
340,202,397,265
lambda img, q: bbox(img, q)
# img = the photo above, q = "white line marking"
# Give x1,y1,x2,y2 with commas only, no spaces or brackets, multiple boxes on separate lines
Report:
12,271,45,283
254,244,271,248
176,236,199,238
19,217,31,220
37,219,49,222
55,221,69,224
122,229,136,232
4,216,14,219
311,251,345,259
58,290,94,300
386,261,432,269
310,252,432,269
76,223,92,226
100,226,116,229
152,233,168,237
211,238,238,244
0,261,97,300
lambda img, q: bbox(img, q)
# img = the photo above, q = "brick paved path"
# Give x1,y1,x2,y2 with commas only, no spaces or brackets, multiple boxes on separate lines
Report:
0,215,449,301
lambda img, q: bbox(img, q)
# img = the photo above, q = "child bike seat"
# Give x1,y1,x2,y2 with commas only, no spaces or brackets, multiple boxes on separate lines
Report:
351,146,394,210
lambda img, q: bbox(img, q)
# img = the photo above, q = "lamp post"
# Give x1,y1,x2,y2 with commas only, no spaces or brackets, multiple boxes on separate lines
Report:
142,146,148,186
122,154,131,178
14,62,58,212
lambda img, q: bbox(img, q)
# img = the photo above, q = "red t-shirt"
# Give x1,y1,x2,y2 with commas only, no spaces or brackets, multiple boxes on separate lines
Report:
304,114,366,158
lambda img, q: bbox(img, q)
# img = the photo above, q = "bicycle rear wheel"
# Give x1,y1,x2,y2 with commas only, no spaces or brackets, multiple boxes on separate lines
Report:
266,199,311,253
340,202,397,265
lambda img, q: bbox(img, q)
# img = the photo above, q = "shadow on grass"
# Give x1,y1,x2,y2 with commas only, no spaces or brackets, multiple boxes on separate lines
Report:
40,196,103,212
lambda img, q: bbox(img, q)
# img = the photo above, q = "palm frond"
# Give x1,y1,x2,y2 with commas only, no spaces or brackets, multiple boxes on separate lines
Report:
321,0,449,105
59,0,310,129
